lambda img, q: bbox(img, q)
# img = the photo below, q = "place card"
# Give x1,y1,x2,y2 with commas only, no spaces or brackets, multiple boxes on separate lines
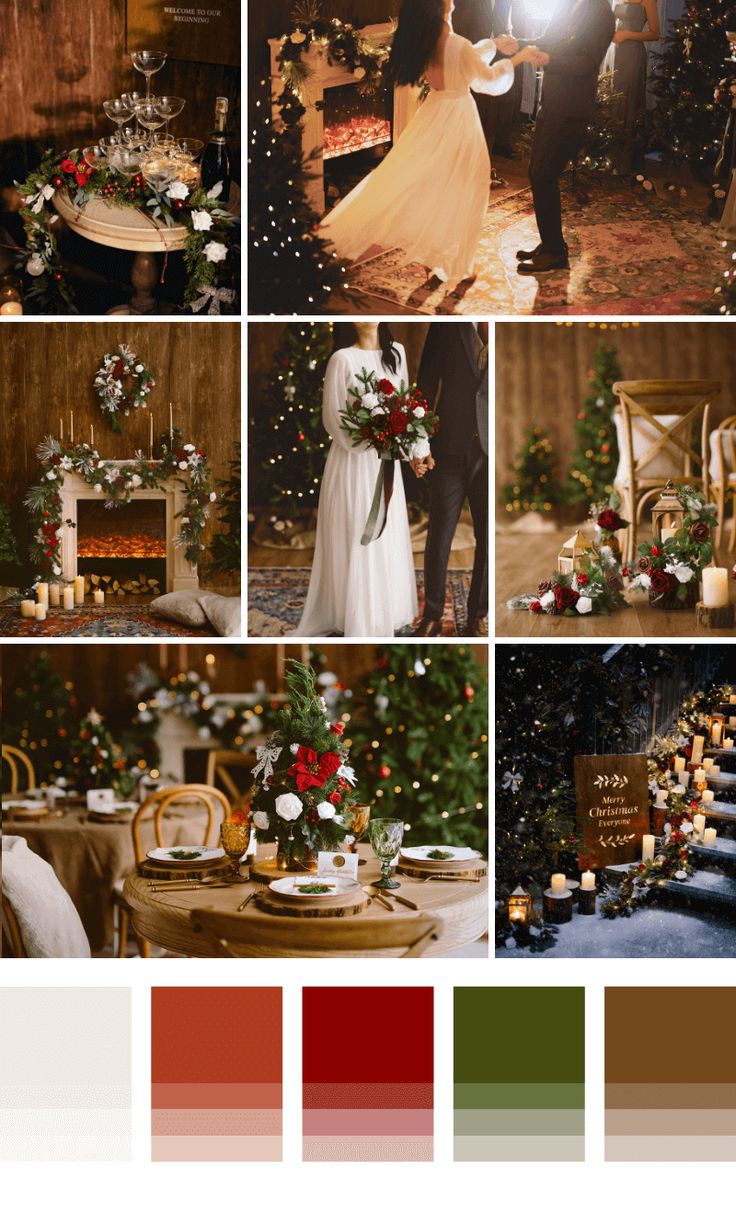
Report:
86,788,116,810
317,851,358,879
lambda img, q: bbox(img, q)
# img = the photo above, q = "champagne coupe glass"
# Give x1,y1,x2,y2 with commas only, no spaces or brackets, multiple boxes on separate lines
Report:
112,148,143,178
131,50,167,101
369,818,404,890
121,92,144,134
82,144,106,170
103,97,134,135
135,100,166,148
220,818,251,882
346,803,371,865
155,96,185,145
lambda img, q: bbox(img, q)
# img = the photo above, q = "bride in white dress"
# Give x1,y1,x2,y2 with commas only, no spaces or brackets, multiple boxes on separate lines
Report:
294,323,419,638
320,0,543,283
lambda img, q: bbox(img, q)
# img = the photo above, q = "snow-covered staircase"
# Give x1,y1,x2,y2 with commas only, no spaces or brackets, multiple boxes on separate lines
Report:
658,836,736,914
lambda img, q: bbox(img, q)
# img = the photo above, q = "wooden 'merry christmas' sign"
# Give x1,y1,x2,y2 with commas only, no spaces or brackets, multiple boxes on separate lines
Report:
573,754,650,869
127,0,239,66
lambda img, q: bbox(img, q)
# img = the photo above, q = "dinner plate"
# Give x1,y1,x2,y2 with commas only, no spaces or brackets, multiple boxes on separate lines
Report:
146,846,224,866
399,845,481,865
2,799,49,814
89,801,137,816
269,875,360,900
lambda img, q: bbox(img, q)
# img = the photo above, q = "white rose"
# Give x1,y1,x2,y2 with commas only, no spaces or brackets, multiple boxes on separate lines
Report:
638,573,652,589
576,596,593,614
181,517,189,525
252,811,270,831
135,364,144,373
539,590,555,609
275,793,303,822
203,240,228,263
361,392,382,412
46,470,56,480
167,181,189,201
191,210,213,231
129,474,142,488
178,460,188,470
94,483,103,493
52,564,61,576
412,405,426,419
209,491,217,502
183,443,195,452
667,563,694,584
316,802,336,820
290,743,300,755
411,438,430,459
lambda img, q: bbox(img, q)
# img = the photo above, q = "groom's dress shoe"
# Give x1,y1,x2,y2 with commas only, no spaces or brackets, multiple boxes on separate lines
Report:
461,617,488,638
517,250,570,274
516,244,543,261
413,617,443,638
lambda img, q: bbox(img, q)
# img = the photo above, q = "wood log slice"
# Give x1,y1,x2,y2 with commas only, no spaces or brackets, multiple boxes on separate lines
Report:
696,602,735,629
256,886,368,918
137,854,233,880
397,856,487,880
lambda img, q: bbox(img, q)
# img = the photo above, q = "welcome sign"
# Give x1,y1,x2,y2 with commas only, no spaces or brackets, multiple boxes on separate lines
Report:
573,754,650,869
127,0,240,67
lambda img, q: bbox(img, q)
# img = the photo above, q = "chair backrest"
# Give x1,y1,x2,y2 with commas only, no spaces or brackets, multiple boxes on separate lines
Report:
2,745,36,795
613,380,721,489
711,415,736,483
131,783,231,864
204,749,257,810
1,891,27,958
190,906,443,959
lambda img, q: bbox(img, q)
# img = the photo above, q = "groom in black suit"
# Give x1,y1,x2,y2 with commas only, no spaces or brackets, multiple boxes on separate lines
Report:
453,0,519,160
517,0,615,274
413,323,489,638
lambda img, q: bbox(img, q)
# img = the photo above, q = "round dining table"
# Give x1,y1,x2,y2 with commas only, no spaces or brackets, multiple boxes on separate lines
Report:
123,844,488,959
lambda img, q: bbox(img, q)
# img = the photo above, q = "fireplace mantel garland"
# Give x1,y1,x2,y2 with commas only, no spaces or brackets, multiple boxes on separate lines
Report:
277,6,389,100
25,434,215,578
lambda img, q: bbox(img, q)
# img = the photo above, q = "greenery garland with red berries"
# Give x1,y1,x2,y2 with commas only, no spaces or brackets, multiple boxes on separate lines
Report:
18,149,238,314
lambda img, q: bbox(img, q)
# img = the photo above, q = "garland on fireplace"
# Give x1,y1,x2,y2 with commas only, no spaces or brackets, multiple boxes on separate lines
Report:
276,1,388,100
24,433,216,576
17,150,239,315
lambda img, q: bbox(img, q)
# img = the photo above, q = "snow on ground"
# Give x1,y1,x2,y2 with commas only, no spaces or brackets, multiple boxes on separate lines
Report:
497,906,736,959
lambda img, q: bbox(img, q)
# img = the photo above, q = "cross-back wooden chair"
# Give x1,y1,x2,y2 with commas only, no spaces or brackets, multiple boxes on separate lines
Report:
711,415,736,551
204,749,257,812
190,907,444,960
113,783,231,959
612,379,721,563
2,745,36,795
1,890,27,958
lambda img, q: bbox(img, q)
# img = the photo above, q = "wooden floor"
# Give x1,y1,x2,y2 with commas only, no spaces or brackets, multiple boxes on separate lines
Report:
496,525,736,638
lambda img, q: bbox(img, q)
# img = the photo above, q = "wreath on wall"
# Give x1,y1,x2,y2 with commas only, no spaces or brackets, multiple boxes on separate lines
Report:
24,433,216,576
94,345,155,432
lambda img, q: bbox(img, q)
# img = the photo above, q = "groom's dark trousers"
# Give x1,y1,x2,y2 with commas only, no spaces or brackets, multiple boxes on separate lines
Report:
527,0,615,253
417,323,488,624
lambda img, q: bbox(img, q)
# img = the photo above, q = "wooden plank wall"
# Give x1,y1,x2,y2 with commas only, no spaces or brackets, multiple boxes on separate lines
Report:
496,322,736,497
0,0,240,176
0,321,240,585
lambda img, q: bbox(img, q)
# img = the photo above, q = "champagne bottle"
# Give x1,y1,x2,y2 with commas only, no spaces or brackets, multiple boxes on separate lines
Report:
200,96,232,203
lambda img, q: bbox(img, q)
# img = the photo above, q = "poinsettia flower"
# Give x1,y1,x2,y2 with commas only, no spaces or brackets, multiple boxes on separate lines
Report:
288,745,342,791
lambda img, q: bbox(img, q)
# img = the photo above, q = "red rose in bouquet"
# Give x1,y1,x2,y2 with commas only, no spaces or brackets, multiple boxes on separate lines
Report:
60,159,77,174
638,557,652,574
553,584,579,611
689,520,710,543
597,508,625,532
377,378,395,395
529,600,542,613
649,569,673,595
387,411,409,436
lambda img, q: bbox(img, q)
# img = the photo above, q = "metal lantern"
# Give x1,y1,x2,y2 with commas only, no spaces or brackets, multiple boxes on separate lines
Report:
507,885,533,924
557,531,592,576
651,481,686,544
709,713,726,746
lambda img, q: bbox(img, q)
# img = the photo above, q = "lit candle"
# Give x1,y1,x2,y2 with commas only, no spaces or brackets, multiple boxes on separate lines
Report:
703,757,714,771
691,735,705,765
704,827,717,848
90,423,94,448
655,788,668,805
729,717,736,726
20,599,35,618
661,527,678,542
725,737,734,749
731,695,736,704
674,756,686,773
34,602,47,622
35,582,48,606
712,721,723,747
679,772,691,788
711,765,721,776
49,582,60,606
693,812,706,839
63,585,75,610
74,575,85,605
93,588,105,605
700,789,714,804
693,767,705,781
60,415,64,442
550,873,567,895
0,301,23,316
702,567,729,607
642,835,655,863
581,871,596,891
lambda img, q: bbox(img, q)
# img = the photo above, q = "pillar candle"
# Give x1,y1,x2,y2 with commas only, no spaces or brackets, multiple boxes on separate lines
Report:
655,788,668,806
725,737,734,749
48,582,60,606
730,695,736,704
704,828,717,847
660,527,678,542
703,757,714,771
700,788,715,803
35,582,48,606
581,871,596,891
679,772,691,788
701,566,729,608
711,765,721,776
691,736,704,765
74,575,85,604
674,756,686,773
34,602,47,621
693,812,706,839
0,301,23,315
63,586,75,610
550,873,567,895
712,721,723,747
93,588,105,605
642,835,655,863
20,599,35,618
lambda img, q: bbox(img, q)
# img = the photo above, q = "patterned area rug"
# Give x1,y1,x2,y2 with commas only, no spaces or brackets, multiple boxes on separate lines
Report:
0,604,216,637
247,569,474,636
350,182,720,315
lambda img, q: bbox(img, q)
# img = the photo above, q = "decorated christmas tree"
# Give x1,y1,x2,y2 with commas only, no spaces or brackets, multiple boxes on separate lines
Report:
248,87,348,314
249,322,334,511
653,1,736,173
3,650,78,785
208,442,241,577
348,645,488,852
706,239,736,314
67,709,132,794
501,425,559,514
564,343,622,507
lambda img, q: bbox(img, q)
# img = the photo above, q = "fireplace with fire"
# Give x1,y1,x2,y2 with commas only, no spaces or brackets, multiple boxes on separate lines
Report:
76,500,167,591
323,82,393,161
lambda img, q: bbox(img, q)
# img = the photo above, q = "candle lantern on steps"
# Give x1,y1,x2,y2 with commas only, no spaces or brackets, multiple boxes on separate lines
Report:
557,531,592,576
651,481,686,545
709,713,726,747
507,885,532,925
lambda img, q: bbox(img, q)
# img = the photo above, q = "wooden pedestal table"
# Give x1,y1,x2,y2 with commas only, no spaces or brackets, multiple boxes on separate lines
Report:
53,191,188,314
122,843,488,958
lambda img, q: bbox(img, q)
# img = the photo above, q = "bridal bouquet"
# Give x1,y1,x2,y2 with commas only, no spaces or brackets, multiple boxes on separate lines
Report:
339,368,439,544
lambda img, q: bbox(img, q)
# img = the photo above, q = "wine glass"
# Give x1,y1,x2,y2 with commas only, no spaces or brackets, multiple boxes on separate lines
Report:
103,97,134,133
131,50,167,101
369,818,404,890
135,100,166,148
345,803,371,865
155,96,185,145
220,818,251,882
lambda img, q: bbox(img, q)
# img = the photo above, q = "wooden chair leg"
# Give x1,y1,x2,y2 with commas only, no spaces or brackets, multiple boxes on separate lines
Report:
716,484,725,536
729,491,736,554
136,934,151,959
116,906,129,959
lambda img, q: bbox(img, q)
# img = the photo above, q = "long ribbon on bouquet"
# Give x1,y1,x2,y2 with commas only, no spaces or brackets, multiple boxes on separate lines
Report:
361,453,396,546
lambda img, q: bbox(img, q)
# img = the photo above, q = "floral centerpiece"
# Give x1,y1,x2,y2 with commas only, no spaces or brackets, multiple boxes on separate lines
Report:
525,548,628,616
628,486,718,609
248,660,358,870
339,368,439,544
591,491,629,560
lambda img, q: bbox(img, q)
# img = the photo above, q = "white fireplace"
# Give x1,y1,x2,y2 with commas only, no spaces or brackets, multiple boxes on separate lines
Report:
58,462,198,593
269,23,421,213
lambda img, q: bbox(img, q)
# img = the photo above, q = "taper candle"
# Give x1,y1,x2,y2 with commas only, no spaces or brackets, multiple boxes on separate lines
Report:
60,416,64,442
149,410,154,457
169,400,173,441
642,835,655,863
70,409,74,443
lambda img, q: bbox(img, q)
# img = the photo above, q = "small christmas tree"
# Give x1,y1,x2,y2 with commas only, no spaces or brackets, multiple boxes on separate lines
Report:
564,343,622,507
67,709,132,794
705,239,736,314
0,502,19,566
653,2,736,173
349,645,488,851
248,87,348,314
249,321,334,512
3,650,77,785
209,442,241,577
501,425,559,515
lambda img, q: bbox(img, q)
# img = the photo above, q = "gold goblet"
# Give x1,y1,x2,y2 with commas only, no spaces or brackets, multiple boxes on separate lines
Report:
220,817,250,883
345,803,371,865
